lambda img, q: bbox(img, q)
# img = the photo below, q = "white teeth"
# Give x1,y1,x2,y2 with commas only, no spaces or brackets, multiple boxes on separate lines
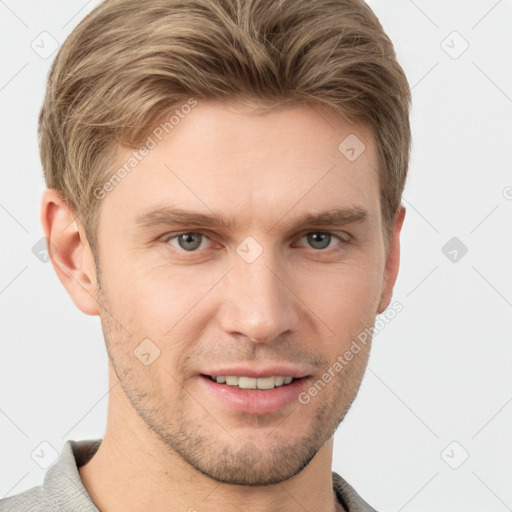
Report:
256,376,276,390
239,376,257,389
212,375,296,389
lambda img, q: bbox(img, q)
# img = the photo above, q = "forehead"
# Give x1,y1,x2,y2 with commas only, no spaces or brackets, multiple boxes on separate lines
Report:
99,100,380,233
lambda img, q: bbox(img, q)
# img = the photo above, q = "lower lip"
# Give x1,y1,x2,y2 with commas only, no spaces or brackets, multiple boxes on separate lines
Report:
198,375,311,414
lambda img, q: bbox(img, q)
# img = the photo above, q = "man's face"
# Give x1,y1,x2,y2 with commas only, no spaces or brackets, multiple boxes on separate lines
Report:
93,100,391,485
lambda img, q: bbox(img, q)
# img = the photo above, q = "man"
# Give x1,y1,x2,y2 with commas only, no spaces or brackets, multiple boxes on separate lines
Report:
0,0,410,510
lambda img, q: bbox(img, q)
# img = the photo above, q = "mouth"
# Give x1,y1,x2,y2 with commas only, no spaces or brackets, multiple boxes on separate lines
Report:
200,374,303,390
198,372,311,414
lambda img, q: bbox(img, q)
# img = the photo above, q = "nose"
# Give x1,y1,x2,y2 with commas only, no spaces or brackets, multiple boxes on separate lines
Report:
217,247,301,344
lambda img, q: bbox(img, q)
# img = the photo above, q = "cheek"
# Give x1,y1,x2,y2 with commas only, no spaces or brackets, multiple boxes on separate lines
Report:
304,259,383,345
99,256,225,366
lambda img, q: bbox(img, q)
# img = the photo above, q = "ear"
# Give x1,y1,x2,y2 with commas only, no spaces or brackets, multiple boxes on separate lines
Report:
378,205,406,314
41,189,100,316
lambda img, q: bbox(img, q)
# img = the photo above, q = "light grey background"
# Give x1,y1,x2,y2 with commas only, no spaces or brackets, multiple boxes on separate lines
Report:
1,1,511,510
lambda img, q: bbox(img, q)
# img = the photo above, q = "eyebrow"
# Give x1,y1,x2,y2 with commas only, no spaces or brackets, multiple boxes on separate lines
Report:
134,205,369,232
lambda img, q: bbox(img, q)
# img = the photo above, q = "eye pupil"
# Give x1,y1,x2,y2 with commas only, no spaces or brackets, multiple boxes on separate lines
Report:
178,233,202,251
308,232,331,250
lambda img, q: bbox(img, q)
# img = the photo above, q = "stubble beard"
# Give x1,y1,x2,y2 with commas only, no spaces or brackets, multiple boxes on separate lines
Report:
96,283,370,486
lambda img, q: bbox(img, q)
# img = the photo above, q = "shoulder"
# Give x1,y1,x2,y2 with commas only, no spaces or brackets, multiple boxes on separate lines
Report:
0,439,101,512
0,485,50,512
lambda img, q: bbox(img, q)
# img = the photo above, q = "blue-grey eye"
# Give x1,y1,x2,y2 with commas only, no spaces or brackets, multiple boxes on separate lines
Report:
176,233,203,251
307,232,333,250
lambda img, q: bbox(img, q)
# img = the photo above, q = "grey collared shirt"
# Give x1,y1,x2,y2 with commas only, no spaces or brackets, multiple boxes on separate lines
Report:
0,439,378,511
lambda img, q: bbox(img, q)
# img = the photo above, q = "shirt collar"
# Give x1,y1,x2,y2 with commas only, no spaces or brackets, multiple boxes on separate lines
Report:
48,439,376,512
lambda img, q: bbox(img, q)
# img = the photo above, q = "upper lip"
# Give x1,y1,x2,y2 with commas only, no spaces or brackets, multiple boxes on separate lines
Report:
200,366,310,379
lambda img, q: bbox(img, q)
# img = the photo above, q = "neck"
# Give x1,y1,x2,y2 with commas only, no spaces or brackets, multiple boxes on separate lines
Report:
78,369,344,512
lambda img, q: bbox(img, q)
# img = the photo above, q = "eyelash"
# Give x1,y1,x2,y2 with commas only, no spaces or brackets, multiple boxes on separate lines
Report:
161,230,349,254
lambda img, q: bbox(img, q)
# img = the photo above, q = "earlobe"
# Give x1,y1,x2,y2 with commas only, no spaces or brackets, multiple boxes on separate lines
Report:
41,189,100,316
378,205,406,314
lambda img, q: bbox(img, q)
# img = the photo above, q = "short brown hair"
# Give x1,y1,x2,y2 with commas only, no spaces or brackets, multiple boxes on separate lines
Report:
39,0,411,253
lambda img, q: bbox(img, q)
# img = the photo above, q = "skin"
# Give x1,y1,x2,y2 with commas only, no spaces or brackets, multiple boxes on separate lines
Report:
42,100,405,512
